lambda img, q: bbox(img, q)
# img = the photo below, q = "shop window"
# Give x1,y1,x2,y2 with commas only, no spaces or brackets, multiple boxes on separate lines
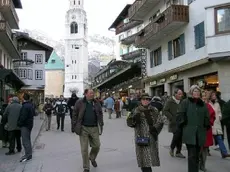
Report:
194,21,205,49
168,33,185,60
215,6,230,34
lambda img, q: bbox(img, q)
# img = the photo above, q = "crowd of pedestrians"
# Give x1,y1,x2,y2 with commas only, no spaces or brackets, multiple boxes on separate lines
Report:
1,86,230,172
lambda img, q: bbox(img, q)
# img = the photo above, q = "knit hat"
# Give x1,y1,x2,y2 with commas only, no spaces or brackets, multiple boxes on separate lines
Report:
189,85,201,95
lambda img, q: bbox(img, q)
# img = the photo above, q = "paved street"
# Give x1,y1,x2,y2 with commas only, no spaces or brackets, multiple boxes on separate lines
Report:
14,113,230,172
0,116,44,172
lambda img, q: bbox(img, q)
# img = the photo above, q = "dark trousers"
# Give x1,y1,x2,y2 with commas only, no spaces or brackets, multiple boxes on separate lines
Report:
116,111,121,118
8,130,21,152
170,130,182,153
2,128,8,144
56,113,65,130
21,127,32,158
186,144,200,172
226,125,230,150
69,109,73,119
141,167,152,172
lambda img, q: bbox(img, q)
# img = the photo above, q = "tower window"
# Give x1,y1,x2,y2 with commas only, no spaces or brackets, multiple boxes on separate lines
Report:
74,0,75,5
78,0,80,5
70,22,78,34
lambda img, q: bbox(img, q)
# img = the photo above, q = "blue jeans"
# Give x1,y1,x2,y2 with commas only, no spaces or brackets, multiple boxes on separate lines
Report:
215,135,228,155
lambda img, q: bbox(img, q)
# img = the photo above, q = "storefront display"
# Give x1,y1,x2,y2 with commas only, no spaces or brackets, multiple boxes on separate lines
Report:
150,85,164,97
190,72,219,91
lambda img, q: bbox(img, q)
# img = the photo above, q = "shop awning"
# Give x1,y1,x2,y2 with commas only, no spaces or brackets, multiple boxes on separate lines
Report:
208,51,230,62
0,69,25,90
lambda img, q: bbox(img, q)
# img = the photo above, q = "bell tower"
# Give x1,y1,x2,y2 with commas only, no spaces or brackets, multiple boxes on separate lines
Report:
64,0,88,98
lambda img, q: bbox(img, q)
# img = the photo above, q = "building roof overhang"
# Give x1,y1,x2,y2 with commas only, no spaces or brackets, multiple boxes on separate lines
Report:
108,4,131,30
13,0,22,8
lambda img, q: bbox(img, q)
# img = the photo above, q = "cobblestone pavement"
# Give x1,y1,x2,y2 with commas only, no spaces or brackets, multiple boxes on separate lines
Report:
14,113,230,172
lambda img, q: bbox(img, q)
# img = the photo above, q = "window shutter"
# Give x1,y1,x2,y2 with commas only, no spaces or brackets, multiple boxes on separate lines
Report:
150,51,154,68
168,41,173,60
159,47,162,65
199,21,205,48
179,34,185,55
194,24,200,49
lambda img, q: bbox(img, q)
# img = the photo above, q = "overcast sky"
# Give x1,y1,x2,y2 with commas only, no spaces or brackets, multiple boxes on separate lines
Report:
16,0,134,40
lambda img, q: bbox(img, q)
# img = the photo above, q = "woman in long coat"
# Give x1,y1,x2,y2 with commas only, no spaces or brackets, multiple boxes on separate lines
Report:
127,93,164,172
200,91,215,171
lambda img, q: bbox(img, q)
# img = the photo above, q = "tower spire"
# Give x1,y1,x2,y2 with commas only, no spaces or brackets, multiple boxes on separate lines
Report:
69,0,84,9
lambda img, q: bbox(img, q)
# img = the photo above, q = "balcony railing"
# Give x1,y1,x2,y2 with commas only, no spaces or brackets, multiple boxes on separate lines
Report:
135,5,189,48
116,20,143,35
0,0,19,28
129,0,160,21
121,49,143,60
0,20,18,48
13,59,34,68
121,30,143,45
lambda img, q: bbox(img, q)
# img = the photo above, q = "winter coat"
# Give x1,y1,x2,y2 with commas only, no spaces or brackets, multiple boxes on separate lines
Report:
204,103,215,147
43,103,53,116
105,97,114,109
17,101,35,130
177,97,210,146
163,97,180,133
72,97,104,135
129,104,164,167
114,100,120,112
3,100,22,131
222,100,230,125
209,101,223,135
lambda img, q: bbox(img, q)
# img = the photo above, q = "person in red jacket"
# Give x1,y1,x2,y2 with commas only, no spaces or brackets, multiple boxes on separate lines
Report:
200,91,215,172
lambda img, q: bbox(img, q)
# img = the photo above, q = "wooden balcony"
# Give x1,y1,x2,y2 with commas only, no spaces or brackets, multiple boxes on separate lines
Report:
121,30,143,45
121,49,143,60
116,20,142,35
135,5,189,48
0,20,20,58
0,0,19,29
129,0,161,21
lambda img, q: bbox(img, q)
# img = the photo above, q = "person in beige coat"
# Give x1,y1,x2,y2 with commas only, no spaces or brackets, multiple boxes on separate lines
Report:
209,91,230,158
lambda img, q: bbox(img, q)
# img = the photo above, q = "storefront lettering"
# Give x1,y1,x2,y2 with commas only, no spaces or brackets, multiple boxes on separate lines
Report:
170,74,178,81
159,78,166,83
150,81,157,86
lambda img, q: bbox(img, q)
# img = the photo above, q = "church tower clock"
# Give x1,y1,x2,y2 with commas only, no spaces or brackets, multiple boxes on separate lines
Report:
64,0,88,98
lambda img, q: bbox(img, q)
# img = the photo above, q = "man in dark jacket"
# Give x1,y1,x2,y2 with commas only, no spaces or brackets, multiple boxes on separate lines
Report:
67,93,79,132
163,88,185,158
72,89,103,172
17,93,35,162
3,97,22,155
54,95,68,131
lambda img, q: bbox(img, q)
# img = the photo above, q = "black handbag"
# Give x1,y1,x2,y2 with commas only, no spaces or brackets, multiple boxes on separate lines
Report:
136,136,150,146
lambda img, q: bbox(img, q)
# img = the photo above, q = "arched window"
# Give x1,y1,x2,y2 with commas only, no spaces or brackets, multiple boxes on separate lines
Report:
70,22,78,34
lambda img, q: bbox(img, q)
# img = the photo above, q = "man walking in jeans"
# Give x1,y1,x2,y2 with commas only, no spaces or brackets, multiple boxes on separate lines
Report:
72,89,104,172
17,93,34,162
163,88,185,158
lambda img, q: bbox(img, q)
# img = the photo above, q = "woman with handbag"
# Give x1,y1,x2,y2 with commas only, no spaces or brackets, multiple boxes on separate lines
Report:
127,93,164,172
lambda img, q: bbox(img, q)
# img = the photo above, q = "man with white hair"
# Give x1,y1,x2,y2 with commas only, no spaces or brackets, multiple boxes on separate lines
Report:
3,96,22,155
